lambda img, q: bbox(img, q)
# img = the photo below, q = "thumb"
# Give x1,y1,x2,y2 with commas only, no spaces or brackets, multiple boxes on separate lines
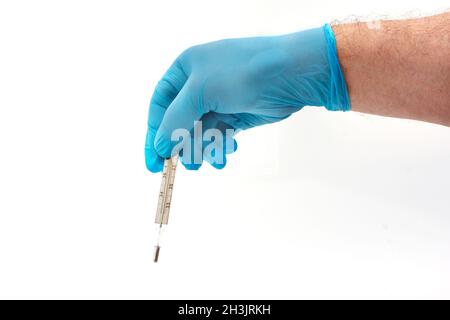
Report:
154,81,205,158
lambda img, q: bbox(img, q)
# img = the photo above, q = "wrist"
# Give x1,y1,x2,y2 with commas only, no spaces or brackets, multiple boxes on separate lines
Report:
275,25,351,112
322,24,351,112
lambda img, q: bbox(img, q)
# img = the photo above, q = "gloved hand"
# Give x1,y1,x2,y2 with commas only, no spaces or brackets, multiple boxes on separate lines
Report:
145,24,350,172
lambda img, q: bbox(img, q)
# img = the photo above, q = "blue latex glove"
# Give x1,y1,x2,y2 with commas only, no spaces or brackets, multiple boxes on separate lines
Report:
145,24,350,172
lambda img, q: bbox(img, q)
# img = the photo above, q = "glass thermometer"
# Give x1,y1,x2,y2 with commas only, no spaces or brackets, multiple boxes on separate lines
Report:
153,156,178,263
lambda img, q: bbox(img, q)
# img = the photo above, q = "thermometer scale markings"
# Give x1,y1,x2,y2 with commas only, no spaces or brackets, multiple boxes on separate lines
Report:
154,156,178,262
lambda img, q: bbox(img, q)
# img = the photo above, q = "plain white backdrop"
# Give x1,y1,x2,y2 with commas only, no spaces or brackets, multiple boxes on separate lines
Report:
1,0,450,299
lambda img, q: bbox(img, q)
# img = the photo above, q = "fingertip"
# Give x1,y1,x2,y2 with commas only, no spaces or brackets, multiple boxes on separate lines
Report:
148,162,164,173
182,162,202,171
211,161,226,170
212,150,227,169
145,147,164,173
225,139,237,154
145,129,164,173
204,149,227,170
154,130,173,159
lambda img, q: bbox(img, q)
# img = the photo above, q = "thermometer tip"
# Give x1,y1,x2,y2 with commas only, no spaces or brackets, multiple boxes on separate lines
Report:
153,245,161,263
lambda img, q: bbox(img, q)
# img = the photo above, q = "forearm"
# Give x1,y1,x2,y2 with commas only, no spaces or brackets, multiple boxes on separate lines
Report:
332,12,450,126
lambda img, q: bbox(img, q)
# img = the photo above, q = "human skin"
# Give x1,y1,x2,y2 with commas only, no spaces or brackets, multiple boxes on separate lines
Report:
332,12,450,126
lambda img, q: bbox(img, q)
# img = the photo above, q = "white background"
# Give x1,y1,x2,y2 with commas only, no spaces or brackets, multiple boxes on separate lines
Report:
1,0,450,299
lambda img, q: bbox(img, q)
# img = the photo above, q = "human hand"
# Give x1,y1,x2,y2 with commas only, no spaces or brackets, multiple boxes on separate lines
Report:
145,24,350,172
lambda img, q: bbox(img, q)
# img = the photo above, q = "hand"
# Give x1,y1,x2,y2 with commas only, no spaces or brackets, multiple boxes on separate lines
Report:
145,24,350,172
